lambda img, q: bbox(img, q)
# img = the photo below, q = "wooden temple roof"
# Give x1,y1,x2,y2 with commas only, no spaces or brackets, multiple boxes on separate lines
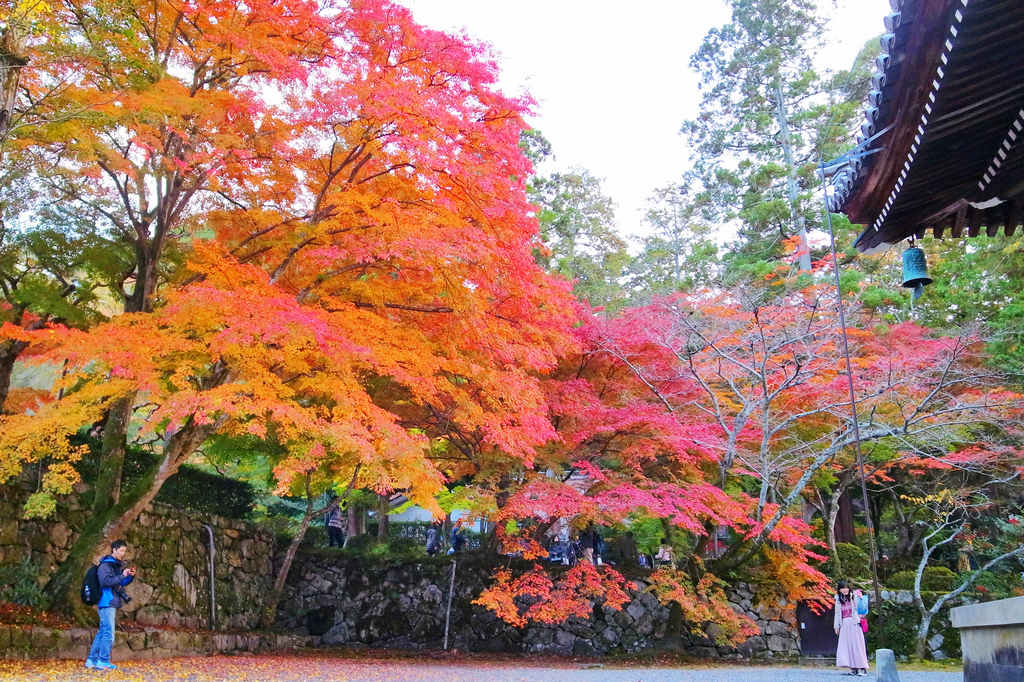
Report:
827,0,1024,253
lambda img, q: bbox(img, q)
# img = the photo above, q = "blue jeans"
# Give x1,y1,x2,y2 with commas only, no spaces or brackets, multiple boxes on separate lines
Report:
87,607,116,663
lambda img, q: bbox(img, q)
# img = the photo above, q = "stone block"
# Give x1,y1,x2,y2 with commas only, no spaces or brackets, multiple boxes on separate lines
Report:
126,631,147,651
49,522,71,548
741,630,765,655
69,627,94,646
0,518,18,545
951,595,1024,628
875,648,900,682
613,610,633,628
29,625,62,653
554,628,575,648
928,633,944,651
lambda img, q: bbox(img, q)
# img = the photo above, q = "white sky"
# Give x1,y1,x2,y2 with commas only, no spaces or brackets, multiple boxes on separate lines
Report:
399,0,891,242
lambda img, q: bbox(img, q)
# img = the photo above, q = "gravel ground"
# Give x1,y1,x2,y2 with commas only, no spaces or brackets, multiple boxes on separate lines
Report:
0,655,964,682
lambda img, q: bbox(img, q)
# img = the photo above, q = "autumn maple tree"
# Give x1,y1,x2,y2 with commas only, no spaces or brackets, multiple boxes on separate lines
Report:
470,275,1022,639
1,0,576,623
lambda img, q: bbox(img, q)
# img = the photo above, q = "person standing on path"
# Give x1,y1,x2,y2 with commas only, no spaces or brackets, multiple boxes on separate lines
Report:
86,539,136,671
425,521,442,555
448,517,466,554
833,579,869,676
325,496,345,547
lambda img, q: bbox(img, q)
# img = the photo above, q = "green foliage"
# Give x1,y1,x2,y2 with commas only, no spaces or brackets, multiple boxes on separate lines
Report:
627,514,666,555
864,599,961,659
911,234,1024,378
530,167,629,309
962,569,1023,599
322,533,425,562
0,557,47,608
156,467,256,520
683,0,874,281
75,438,256,519
824,542,871,578
628,181,719,298
887,566,957,591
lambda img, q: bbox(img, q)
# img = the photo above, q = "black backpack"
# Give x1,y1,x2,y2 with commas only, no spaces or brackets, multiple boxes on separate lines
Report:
81,564,101,605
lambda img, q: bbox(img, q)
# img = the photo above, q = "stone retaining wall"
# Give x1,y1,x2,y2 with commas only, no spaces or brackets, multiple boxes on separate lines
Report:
3,481,802,658
0,623,315,661
1,482,275,630
278,552,800,658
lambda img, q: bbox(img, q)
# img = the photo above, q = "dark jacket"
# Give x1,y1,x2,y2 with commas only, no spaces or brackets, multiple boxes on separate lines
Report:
96,555,133,609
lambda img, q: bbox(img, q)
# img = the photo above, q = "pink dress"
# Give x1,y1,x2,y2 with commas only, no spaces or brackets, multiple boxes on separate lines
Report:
834,596,869,669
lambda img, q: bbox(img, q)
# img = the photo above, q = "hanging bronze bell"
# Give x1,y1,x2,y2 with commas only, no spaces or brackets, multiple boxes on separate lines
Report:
901,246,932,301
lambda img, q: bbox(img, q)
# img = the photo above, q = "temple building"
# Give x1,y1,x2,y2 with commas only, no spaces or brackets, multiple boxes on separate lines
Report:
826,0,1024,253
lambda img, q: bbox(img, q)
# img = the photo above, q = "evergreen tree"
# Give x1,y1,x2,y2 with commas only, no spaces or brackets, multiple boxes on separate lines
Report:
684,0,874,281
524,130,629,309
627,180,717,298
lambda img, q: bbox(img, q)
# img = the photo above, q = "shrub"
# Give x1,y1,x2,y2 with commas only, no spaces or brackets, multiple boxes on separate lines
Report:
824,542,871,578
0,557,47,608
864,599,961,659
888,566,957,591
962,569,1022,599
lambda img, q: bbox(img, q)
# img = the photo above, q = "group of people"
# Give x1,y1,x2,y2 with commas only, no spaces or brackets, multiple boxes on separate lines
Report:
544,525,677,570
425,518,467,556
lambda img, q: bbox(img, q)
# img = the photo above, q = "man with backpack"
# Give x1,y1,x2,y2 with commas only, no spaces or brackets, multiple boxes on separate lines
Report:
84,539,136,670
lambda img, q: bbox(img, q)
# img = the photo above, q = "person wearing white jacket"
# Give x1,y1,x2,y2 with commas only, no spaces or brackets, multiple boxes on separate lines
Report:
833,579,869,676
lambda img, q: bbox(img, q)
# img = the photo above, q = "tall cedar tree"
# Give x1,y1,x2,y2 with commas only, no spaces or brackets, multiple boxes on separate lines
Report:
684,0,873,280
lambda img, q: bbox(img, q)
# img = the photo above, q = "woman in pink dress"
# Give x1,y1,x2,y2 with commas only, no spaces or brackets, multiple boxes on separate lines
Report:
833,579,869,676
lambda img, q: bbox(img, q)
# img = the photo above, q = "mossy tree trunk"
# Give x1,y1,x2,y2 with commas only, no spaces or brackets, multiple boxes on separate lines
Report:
827,475,853,575
45,420,211,622
91,396,133,514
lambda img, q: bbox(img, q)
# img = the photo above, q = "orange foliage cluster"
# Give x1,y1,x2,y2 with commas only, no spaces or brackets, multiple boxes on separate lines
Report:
473,562,631,628
645,568,760,646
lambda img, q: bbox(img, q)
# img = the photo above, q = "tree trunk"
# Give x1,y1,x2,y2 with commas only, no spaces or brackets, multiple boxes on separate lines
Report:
774,81,811,271
343,505,359,548
263,468,360,629
45,423,207,621
91,396,134,513
827,483,844,572
0,344,21,413
262,498,315,630
377,494,390,540
0,24,28,147
914,612,932,660
835,488,856,544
